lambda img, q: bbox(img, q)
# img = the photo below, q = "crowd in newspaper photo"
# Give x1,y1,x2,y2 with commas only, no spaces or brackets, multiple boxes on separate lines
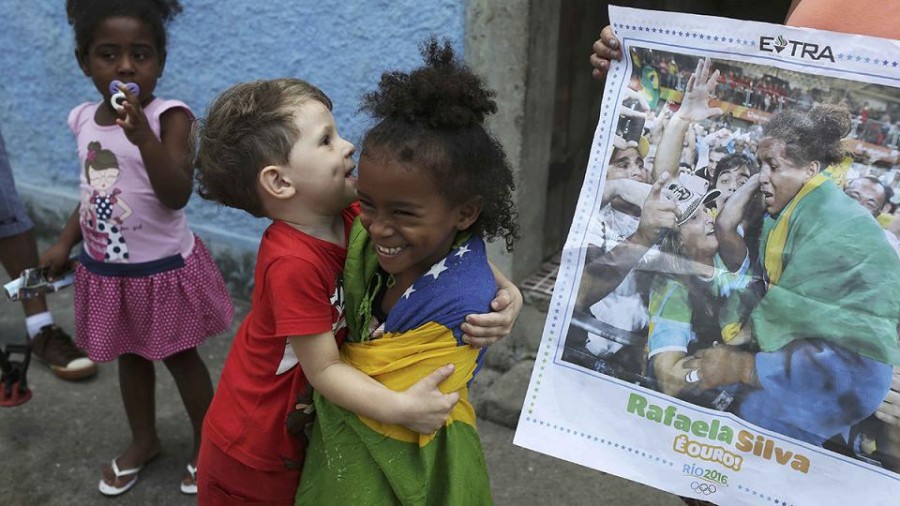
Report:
562,45,900,475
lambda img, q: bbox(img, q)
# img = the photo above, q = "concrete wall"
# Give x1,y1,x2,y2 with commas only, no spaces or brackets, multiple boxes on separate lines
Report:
0,0,466,298
466,0,559,280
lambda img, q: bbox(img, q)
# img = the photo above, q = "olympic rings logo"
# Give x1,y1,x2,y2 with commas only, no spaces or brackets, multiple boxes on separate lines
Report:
691,482,717,495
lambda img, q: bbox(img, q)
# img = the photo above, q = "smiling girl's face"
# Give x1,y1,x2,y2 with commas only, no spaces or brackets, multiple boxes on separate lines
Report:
357,148,480,290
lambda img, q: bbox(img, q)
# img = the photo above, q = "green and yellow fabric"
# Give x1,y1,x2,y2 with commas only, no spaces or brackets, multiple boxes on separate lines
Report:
296,220,496,505
755,174,900,365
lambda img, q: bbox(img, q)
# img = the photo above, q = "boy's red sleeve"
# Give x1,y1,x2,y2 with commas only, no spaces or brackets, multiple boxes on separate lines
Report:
264,257,336,339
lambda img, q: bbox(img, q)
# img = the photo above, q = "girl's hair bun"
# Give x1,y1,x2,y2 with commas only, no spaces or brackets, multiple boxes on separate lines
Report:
361,37,497,129
809,104,851,144
763,103,851,167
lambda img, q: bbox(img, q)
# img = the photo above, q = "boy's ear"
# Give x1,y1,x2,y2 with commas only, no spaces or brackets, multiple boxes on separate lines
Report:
75,49,91,76
455,196,484,231
258,165,296,200
158,52,167,77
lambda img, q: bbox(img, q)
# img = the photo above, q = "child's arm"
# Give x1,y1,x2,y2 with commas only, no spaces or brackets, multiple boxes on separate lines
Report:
39,205,82,277
714,173,760,272
290,333,459,434
460,262,523,348
115,86,193,210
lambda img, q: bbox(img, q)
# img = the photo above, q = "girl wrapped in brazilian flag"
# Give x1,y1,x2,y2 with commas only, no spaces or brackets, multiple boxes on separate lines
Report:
296,39,518,506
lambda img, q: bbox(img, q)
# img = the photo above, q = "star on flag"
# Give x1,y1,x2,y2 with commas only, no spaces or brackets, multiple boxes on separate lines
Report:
426,258,449,280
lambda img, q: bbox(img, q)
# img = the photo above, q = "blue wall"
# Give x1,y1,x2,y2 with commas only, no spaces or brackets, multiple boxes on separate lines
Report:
0,0,465,246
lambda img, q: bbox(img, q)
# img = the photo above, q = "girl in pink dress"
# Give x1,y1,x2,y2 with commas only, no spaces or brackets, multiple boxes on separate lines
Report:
40,0,233,497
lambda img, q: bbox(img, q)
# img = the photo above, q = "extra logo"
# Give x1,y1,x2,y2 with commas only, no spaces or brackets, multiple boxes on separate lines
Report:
759,35,835,62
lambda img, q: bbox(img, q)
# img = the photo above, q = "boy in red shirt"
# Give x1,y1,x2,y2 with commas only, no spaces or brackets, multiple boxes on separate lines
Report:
193,78,520,504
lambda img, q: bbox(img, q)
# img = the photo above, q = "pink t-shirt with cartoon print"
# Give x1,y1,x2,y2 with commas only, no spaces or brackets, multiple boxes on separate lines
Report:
68,98,195,264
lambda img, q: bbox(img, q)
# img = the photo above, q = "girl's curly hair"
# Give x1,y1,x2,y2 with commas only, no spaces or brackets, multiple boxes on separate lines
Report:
360,38,519,251
66,0,182,56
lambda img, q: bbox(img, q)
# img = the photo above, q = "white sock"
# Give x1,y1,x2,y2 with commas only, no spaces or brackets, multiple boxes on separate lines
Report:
25,312,55,339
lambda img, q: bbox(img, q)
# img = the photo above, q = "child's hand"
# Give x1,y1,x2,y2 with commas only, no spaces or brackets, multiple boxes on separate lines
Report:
397,364,460,434
590,25,621,80
462,286,523,348
114,84,155,147
39,242,74,279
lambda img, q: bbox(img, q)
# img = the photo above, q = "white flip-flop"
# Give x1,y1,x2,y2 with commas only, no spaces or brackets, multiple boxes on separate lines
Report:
180,463,197,494
98,458,142,496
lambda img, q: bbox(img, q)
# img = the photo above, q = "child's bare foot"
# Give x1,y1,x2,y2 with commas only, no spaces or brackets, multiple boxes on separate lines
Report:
98,439,161,495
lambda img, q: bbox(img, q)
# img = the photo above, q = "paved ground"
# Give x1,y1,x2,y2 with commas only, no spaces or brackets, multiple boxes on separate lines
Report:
0,286,683,505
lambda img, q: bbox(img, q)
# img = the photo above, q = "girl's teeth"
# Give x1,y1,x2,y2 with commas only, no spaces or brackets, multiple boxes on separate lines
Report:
377,245,402,255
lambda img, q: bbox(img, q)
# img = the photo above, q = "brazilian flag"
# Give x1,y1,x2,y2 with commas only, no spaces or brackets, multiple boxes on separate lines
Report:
296,221,496,505
755,174,900,365
641,66,660,110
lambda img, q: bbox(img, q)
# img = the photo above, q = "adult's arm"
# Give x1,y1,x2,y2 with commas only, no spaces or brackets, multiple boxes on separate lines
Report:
461,262,524,348
39,205,82,277
653,58,723,182
576,175,677,310
715,174,760,272
682,344,758,390
786,0,803,21
602,178,652,209
652,351,696,397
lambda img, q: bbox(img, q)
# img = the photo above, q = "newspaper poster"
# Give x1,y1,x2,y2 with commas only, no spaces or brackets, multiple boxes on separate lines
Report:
514,6,900,505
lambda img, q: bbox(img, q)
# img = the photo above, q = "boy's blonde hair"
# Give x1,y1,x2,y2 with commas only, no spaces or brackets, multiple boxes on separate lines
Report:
194,78,333,217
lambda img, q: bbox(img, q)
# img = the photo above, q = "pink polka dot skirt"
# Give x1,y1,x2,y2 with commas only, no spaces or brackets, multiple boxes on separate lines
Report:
74,237,234,362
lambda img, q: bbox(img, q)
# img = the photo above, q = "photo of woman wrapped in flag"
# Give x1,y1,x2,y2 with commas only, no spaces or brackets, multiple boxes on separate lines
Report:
566,48,900,466
517,6,900,505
